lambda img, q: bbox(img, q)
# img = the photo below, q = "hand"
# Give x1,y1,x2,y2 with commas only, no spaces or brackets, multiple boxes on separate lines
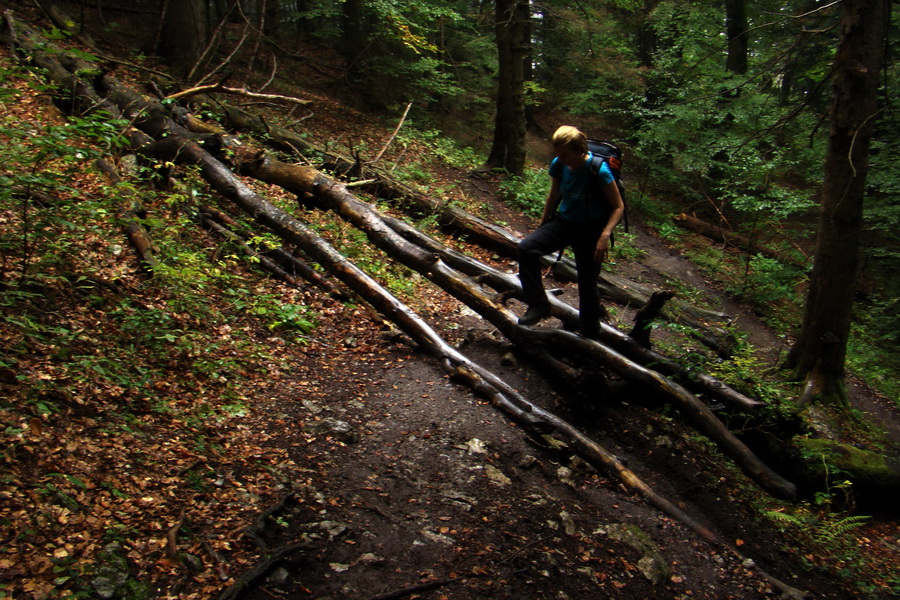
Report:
594,235,610,263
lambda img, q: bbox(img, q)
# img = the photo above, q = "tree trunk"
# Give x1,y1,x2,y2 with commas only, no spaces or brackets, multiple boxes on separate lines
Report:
725,0,748,75
785,0,887,407
7,11,793,498
235,149,757,412
159,0,210,77
636,0,659,68
486,0,528,175
342,0,370,80
202,99,737,353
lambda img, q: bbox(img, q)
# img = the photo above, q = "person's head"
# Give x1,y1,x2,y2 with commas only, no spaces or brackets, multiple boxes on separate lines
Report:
552,126,588,154
551,126,588,167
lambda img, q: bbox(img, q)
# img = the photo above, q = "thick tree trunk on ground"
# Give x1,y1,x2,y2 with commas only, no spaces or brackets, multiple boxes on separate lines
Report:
9,19,792,499
143,132,760,527
232,151,795,498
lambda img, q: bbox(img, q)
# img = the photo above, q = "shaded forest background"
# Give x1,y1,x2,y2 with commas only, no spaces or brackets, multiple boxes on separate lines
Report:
43,0,898,412
1,0,899,599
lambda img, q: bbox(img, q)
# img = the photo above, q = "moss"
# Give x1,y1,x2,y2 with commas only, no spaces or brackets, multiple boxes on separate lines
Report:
795,438,900,488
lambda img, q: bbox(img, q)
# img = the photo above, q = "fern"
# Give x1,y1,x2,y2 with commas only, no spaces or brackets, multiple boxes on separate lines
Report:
764,509,808,528
817,515,870,544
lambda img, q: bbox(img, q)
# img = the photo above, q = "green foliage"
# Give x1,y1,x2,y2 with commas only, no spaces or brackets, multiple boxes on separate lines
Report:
396,127,482,170
634,0,828,220
707,337,795,404
725,255,805,321
365,54,466,107
0,63,317,425
497,167,546,218
847,310,900,408
764,505,868,547
609,231,644,262
531,1,643,126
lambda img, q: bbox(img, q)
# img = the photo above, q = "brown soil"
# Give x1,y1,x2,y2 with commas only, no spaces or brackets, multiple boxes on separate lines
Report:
226,188,900,599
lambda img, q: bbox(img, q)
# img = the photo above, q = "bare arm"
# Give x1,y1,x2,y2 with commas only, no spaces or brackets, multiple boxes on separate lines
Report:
594,180,625,263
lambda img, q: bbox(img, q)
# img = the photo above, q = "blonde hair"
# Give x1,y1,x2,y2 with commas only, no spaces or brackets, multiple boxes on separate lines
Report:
551,126,587,154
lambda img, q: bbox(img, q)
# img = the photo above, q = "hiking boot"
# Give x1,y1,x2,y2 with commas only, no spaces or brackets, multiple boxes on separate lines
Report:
518,304,551,326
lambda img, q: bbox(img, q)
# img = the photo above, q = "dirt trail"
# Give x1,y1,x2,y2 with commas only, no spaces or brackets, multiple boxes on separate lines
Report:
230,204,897,599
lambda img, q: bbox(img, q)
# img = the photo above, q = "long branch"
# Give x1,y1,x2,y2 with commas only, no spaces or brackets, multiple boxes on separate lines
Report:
165,84,312,106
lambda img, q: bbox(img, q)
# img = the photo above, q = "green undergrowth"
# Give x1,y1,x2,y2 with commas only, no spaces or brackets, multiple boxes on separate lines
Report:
635,190,898,410
0,65,316,422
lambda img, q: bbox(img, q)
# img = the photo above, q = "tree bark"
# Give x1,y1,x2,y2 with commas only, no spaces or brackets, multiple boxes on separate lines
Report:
159,0,210,77
199,204,348,298
629,290,676,349
11,16,793,499
236,150,761,413
202,100,737,352
95,158,159,269
486,0,529,175
725,0,748,75
785,0,887,407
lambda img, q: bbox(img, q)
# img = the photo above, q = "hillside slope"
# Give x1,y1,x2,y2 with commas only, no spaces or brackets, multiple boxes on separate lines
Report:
1,4,897,600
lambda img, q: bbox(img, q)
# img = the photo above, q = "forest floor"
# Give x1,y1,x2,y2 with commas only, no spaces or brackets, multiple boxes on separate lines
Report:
1,2,899,599
218,182,900,600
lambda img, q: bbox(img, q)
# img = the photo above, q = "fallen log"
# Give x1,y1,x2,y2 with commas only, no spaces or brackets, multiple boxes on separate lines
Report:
199,214,303,288
95,158,159,269
0,17,809,598
199,204,348,299
138,131,749,546
235,151,762,413
206,102,737,352
226,149,793,497
674,213,808,269
378,215,763,413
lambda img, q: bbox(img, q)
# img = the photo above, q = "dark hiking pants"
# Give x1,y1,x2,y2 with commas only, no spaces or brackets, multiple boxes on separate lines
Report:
517,215,605,333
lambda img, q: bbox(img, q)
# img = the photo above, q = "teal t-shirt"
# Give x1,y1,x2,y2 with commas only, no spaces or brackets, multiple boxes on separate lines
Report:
549,152,615,222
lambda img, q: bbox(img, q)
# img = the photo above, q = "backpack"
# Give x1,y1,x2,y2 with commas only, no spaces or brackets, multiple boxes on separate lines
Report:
586,139,628,232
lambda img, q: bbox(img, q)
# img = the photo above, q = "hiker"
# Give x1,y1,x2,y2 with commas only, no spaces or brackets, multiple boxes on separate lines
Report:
516,125,625,338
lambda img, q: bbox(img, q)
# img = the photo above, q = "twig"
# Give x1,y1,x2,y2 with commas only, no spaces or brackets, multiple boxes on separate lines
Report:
366,578,456,600
166,507,187,560
248,0,266,72
258,53,277,92
372,102,412,164
165,84,311,106
344,179,378,187
194,19,251,87
94,53,174,81
186,0,240,84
